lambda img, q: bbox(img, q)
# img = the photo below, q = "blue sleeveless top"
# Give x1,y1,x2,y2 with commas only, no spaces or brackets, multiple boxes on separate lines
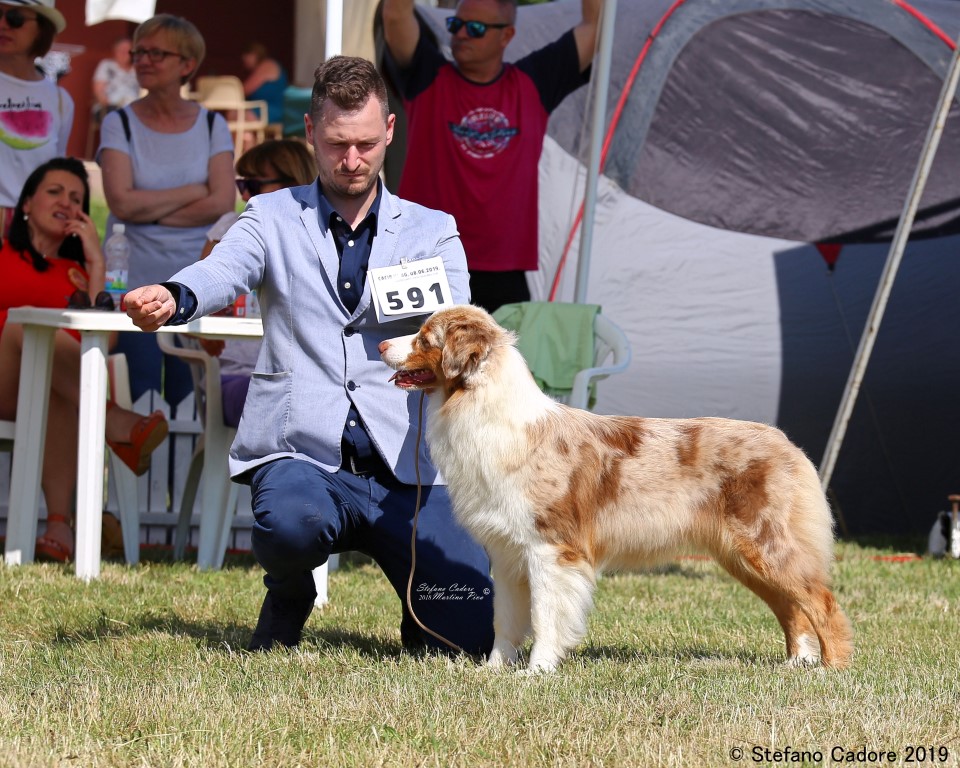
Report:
249,67,288,124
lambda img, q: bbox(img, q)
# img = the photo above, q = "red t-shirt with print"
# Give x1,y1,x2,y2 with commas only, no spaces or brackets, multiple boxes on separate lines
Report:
385,30,588,273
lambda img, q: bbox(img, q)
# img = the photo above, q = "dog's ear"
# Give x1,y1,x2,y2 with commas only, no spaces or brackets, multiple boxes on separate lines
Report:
441,321,498,381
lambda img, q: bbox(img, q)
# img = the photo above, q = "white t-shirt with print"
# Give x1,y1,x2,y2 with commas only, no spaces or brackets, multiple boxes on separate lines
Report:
0,70,74,208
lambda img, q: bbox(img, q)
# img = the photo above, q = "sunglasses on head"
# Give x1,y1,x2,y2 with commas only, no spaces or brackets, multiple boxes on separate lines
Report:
445,16,511,38
235,177,286,196
0,8,38,29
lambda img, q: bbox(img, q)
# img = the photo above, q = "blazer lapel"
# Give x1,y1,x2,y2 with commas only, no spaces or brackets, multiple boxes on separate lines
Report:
297,183,350,315
353,188,403,318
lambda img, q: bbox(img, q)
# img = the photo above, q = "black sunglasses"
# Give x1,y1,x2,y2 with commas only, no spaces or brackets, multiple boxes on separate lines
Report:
130,47,184,64
68,290,116,312
235,178,286,196
0,8,38,29
445,16,511,39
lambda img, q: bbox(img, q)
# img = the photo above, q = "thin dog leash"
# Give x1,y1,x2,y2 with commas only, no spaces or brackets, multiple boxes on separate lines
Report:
404,390,467,655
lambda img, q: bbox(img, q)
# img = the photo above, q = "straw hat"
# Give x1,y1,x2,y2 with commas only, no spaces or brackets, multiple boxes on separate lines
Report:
3,0,66,34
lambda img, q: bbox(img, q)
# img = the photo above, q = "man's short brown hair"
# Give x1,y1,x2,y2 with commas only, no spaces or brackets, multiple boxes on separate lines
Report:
311,56,389,123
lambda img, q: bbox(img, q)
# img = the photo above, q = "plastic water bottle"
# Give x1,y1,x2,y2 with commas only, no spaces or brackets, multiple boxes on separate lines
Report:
103,223,130,308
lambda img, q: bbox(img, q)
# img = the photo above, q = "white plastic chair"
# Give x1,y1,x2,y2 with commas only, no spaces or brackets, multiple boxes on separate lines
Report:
567,312,632,410
193,75,271,157
1,354,141,565
156,333,238,570
106,353,147,565
492,303,632,411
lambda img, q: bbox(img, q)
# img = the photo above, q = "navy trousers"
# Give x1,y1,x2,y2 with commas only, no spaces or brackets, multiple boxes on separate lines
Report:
249,458,495,657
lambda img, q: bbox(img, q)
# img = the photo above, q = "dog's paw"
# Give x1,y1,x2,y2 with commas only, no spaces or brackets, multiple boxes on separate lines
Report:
786,634,822,668
517,667,553,677
486,642,519,668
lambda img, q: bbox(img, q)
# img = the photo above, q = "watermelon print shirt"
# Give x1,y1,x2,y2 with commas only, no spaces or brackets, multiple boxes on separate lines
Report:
0,70,74,208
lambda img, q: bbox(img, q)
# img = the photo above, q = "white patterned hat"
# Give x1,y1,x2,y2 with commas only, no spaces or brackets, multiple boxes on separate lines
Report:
3,0,66,34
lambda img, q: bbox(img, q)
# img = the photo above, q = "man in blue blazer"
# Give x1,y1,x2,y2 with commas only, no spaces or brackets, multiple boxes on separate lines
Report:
125,56,494,656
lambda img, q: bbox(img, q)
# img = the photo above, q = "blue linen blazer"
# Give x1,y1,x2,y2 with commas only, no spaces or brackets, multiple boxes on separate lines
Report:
166,180,470,484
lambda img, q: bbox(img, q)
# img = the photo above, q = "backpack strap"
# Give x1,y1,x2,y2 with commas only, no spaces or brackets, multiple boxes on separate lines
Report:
118,107,132,143
118,106,213,143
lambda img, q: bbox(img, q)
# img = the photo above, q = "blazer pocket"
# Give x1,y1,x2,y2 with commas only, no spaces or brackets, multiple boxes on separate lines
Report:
240,370,294,455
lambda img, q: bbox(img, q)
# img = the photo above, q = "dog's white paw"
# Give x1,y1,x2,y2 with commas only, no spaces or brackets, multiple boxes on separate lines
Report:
787,634,822,667
486,640,519,668
526,652,561,674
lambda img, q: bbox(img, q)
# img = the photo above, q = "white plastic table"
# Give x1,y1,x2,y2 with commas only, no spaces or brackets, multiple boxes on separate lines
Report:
3,307,262,580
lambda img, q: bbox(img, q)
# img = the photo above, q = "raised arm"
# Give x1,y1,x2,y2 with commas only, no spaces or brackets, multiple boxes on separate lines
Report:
573,0,602,72
381,0,422,68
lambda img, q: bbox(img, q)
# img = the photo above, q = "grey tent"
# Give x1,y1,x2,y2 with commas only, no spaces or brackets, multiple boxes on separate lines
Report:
385,0,960,536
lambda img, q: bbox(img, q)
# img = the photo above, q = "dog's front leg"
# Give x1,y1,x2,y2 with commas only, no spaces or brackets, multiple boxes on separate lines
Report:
527,553,596,673
484,557,531,668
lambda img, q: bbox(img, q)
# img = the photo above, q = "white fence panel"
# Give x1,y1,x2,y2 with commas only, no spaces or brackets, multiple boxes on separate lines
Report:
3,388,254,555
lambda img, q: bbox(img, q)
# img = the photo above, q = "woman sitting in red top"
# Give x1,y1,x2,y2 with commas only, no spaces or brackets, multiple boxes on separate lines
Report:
0,157,168,562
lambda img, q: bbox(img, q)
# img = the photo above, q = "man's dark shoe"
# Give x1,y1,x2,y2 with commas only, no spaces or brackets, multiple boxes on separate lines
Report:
247,591,315,651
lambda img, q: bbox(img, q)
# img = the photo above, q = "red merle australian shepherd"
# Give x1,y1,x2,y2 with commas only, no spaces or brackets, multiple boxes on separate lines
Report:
379,305,853,672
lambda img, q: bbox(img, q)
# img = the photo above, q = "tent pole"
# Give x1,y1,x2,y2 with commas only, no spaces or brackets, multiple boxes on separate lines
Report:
819,33,960,494
574,0,618,304
326,0,343,57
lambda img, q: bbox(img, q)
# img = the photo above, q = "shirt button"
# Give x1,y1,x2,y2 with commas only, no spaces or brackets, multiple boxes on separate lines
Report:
344,327,355,336
347,381,357,391
347,240,355,247
349,420,356,427
343,281,351,290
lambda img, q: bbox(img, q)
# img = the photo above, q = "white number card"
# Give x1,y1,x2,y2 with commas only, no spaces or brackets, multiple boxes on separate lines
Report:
370,256,453,322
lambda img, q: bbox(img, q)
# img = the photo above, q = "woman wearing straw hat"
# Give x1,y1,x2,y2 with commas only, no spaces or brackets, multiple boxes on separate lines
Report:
0,1,72,237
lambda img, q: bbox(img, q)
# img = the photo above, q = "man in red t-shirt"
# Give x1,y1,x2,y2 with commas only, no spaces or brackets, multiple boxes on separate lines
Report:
382,0,601,312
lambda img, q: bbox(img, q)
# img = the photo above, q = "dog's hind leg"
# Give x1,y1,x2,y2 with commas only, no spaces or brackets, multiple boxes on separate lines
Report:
717,548,853,669
487,557,532,668
526,551,596,673
794,582,853,669
719,560,823,666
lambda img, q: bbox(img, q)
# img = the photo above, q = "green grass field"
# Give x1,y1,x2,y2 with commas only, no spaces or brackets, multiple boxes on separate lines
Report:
1,538,957,767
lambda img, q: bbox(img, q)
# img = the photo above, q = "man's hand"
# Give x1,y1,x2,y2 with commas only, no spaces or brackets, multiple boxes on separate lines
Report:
124,285,177,332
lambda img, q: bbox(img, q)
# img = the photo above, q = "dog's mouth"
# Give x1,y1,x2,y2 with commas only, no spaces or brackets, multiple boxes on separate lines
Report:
388,369,437,389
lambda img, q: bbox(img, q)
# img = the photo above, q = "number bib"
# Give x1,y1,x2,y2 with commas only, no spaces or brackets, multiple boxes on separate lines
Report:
369,256,453,322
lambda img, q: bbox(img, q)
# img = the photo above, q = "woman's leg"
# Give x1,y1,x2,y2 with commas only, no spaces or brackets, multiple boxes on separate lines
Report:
37,388,79,555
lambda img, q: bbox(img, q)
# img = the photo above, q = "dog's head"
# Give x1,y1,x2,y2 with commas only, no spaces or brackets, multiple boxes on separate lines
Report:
379,304,515,396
